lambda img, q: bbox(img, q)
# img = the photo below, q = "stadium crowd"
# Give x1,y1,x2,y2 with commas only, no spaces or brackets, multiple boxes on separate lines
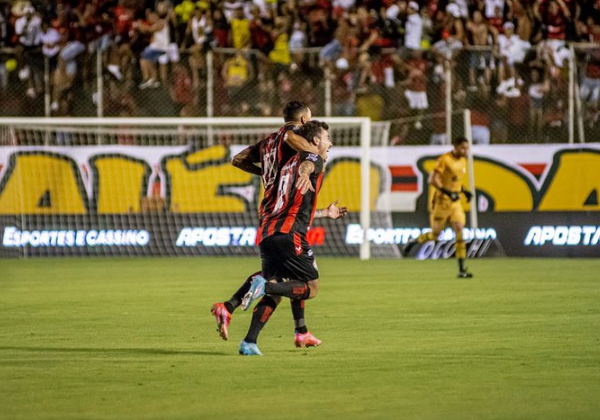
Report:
1,0,600,143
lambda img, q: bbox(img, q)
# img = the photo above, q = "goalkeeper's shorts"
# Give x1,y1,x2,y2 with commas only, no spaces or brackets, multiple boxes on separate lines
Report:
430,200,466,227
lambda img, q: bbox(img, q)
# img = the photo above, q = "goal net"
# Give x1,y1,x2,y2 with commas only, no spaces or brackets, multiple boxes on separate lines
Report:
0,117,397,259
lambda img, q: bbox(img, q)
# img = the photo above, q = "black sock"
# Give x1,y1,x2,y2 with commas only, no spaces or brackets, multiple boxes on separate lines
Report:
458,258,465,272
225,271,260,313
291,299,308,334
244,295,278,344
265,280,310,300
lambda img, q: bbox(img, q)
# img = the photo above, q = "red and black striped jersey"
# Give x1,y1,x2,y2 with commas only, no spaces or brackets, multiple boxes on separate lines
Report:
256,152,325,243
249,125,298,224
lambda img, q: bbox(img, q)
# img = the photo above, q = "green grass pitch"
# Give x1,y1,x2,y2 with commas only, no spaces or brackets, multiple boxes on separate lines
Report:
1,257,599,420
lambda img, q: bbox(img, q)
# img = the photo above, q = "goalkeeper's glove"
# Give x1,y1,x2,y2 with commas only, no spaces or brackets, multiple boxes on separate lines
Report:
461,187,473,203
441,187,460,202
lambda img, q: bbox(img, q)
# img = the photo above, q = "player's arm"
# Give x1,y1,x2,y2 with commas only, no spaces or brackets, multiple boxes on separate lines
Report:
296,160,316,194
284,129,319,154
231,146,261,176
314,200,348,219
429,164,460,201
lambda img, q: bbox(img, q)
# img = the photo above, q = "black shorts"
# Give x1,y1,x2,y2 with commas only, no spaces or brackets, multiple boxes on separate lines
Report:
260,232,319,283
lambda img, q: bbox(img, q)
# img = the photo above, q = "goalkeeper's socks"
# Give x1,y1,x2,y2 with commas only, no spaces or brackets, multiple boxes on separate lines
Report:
417,231,436,244
291,299,308,334
226,271,261,313
266,280,311,300
458,258,466,273
244,295,278,344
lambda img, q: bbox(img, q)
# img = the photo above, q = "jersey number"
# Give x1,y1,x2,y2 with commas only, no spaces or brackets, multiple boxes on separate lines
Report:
262,149,277,188
273,174,290,214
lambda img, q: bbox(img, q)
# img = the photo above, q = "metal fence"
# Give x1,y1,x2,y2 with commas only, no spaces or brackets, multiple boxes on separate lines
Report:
0,42,597,144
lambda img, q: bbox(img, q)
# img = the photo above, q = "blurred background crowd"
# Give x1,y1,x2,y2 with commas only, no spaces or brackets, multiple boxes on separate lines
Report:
1,0,600,144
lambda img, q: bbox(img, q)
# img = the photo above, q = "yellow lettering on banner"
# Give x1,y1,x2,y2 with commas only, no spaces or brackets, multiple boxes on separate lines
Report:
422,158,534,211
317,160,381,211
0,153,86,214
538,151,600,211
92,156,149,214
164,146,253,212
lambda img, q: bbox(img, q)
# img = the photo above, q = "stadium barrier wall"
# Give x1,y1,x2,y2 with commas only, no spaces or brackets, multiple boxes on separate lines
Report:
1,144,599,258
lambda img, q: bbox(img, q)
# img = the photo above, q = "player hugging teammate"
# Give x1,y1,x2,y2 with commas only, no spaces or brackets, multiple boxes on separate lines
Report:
211,101,347,356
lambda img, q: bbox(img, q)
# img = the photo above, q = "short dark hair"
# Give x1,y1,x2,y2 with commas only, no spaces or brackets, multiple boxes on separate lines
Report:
452,136,468,146
297,120,329,144
283,101,310,122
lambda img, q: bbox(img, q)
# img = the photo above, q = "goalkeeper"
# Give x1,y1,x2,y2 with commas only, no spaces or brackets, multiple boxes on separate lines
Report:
403,137,474,278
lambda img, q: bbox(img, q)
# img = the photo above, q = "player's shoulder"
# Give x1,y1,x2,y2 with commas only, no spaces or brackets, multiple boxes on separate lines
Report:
299,151,321,161
438,152,452,162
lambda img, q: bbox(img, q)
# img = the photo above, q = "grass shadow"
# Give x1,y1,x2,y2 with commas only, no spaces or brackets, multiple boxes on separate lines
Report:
0,346,229,357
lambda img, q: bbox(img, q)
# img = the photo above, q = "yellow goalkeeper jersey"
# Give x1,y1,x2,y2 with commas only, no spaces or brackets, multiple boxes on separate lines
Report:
432,151,466,201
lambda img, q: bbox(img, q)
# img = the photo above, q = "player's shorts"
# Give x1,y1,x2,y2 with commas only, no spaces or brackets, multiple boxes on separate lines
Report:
260,232,319,283
431,199,465,226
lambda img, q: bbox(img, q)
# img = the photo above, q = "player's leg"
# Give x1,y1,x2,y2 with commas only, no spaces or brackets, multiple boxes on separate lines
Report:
240,293,283,355
211,271,262,340
241,233,322,351
291,286,322,348
451,206,473,278
242,233,318,309
402,212,446,256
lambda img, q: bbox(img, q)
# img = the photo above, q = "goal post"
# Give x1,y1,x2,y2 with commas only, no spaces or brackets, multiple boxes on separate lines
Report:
0,117,380,259
463,109,479,230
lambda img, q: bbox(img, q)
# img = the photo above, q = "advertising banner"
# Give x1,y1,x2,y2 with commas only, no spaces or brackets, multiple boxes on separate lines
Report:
1,144,598,257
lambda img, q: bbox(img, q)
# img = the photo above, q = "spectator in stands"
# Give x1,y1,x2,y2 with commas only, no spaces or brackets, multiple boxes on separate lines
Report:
319,15,348,69
139,6,179,89
466,10,496,92
221,49,254,115
401,50,429,128
528,68,548,136
404,2,424,53
211,8,230,48
269,15,291,82
182,5,211,88
0,0,598,133
15,5,42,98
230,7,251,50
432,29,463,71
170,59,197,116
40,19,60,70
496,22,524,97
444,3,466,43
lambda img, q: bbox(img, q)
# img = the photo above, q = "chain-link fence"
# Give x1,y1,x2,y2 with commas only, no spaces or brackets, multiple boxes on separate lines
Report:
1,41,597,144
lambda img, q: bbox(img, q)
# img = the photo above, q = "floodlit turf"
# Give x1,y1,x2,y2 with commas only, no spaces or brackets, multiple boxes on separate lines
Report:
1,257,599,420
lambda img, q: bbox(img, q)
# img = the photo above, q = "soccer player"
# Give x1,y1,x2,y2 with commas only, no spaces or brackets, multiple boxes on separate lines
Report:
402,137,474,278
210,102,339,349
238,120,341,356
